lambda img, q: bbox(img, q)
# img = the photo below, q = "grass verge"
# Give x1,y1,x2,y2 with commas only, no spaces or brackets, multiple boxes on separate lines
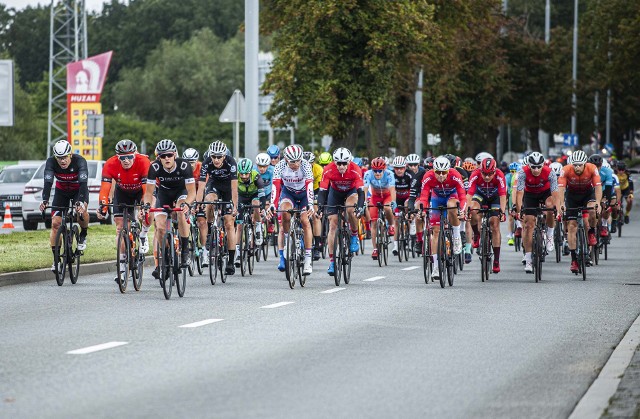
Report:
0,225,154,273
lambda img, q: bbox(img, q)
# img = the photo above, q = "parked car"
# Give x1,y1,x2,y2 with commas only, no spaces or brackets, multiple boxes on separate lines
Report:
0,163,42,217
21,160,112,230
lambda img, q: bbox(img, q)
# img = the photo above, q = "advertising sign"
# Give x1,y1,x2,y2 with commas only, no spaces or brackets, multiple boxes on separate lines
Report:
68,102,102,160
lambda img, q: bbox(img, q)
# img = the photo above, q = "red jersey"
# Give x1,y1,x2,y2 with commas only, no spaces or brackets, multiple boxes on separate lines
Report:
558,163,601,194
99,154,151,203
516,166,558,194
467,169,507,198
416,170,467,209
319,161,364,192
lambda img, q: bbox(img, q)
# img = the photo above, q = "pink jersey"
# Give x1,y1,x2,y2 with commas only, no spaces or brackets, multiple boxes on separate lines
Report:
467,168,507,198
416,170,467,209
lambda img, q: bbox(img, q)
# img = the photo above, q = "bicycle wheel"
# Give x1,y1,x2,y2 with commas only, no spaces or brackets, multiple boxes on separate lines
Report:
532,228,540,283
321,216,329,259
554,223,562,263
285,228,296,289
160,234,173,299
248,225,255,275
208,226,218,285
446,231,455,287
617,219,622,237
239,225,247,277
194,228,204,275
176,244,187,298
133,234,144,291
382,225,389,266
358,217,366,255
333,229,342,287
578,227,587,281
376,220,383,268
116,228,130,293
397,221,404,263
604,239,608,260
403,222,410,261
480,225,488,283
437,229,446,288
591,239,599,266
220,231,228,283
343,231,352,284
53,225,67,286
69,225,81,285
422,232,432,284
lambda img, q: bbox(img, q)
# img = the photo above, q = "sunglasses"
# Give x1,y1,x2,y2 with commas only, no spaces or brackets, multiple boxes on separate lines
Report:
55,155,70,161
482,171,495,176
159,153,174,160
435,170,448,175
530,165,543,170
373,169,384,173
336,162,348,166
118,154,135,161
407,164,419,167
287,160,301,164
212,155,225,160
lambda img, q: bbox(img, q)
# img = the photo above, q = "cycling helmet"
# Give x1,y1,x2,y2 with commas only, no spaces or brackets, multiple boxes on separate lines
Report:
208,140,227,156
588,154,603,166
52,140,72,157
333,147,352,163
433,156,451,172
115,139,137,155
391,156,406,168
203,150,211,161
462,160,477,172
371,157,386,170
405,154,421,165
571,150,588,165
480,158,497,174
617,161,627,171
182,148,199,161
602,159,611,169
550,162,563,176
255,152,271,166
303,151,315,163
508,162,521,171
443,153,457,167
155,139,177,154
361,157,369,166
318,152,332,165
283,144,303,162
238,158,253,174
423,156,434,169
475,152,493,164
383,156,390,166
566,154,573,165
266,145,280,159
527,152,545,167
352,157,363,166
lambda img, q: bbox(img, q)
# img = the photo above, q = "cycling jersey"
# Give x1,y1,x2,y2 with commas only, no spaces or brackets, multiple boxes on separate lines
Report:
271,159,314,209
99,154,151,204
199,155,237,183
454,166,470,190
467,169,507,199
394,172,413,202
616,170,633,191
147,158,195,191
312,163,324,190
558,163,601,194
408,167,427,210
42,154,89,203
364,169,395,197
255,164,274,197
319,161,364,193
238,170,266,198
516,166,558,194
416,170,467,210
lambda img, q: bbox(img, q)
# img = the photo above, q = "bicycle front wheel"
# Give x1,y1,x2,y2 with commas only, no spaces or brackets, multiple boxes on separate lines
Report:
247,225,255,275
578,227,587,281
333,231,342,287
446,231,454,287
208,227,218,285
116,228,130,293
53,226,67,286
343,231,352,284
422,235,432,284
160,234,173,299
285,230,297,289
176,250,186,298
533,228,542,283
437,229,446,288
480,226,488,283
133,237,144,291
69,225,81,285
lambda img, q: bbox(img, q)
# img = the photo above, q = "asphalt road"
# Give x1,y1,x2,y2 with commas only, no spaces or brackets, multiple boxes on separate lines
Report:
1,209,640,419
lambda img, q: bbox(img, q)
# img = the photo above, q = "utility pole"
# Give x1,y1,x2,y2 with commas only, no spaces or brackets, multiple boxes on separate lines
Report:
244,0,259,159
571,0,578,136
538,0,551,157
414,69,423,155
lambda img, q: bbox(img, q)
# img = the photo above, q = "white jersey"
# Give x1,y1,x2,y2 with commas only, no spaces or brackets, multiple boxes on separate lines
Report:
271,159,314,207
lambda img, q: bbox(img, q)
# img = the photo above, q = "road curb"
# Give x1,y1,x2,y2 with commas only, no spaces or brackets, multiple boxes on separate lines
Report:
0,258,154,287
568,312,640,419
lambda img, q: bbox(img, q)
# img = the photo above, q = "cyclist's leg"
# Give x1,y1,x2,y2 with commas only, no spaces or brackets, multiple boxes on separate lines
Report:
489,198,502,266
49,190,73,249
313,189,322,253
368,196,380,257
469,196,482,246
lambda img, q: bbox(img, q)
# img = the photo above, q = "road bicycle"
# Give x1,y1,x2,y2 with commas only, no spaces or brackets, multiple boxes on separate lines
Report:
433,205,459,288
522,206,556,283
324,204,357,286
553,217,564,263
395,206,411,263
107,203,145,293
470,207,499,282
195,200,233,285
237,203,261,277
148,206,188,299
277,208,307,289
564,206,596,281
371,202,392,267
320,211,330,259
187,213,204,276
45,204,83,286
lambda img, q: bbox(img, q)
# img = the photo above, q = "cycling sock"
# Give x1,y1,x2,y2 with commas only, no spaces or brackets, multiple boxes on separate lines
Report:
180,237,189,253
516,220,522,228
570,250,577,261
80,227,88,237
329,253,334,262
351,229,358,236
493,246,500,262
279,249,284,257
452,225,461,239
588,227,595,234
626,210,631,216
305,248,312,258
255,223,262,232
471,224,480,236
314,236,321,247
140,224,150,238
525,252,532,263
229,249,235,261
465,243,472,253
51,246,56,255
547,227,554,237
431,254,437,264
235,244,240,253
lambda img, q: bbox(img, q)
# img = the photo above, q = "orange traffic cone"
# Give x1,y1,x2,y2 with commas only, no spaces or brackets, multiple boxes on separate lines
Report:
2,204,15,229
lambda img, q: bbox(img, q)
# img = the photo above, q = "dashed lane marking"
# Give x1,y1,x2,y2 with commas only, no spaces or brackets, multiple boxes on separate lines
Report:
67,342,128,355
261,301,295,309
320,288,346,294
179,319,224,328
401,266,419,271
363,276,385,282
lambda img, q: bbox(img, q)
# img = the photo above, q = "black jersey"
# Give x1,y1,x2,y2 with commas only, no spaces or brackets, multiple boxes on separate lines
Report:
408,167,427,209
199,155,237,183
42,154,89,202
394,172,413,201
147,158,195,191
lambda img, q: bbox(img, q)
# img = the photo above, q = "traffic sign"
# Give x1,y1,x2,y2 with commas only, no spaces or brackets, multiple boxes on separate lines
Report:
86,114,104,137
220,90,245,123
563,133,578,147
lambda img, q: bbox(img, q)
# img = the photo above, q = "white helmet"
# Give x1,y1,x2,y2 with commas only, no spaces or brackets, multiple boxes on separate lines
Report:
283,144,303,162
550,162,563,176
52,140,72,157
155,139,177,155
527,152,545,166
433,156,451,172
182,148,199,161
255,153,270,166
391,156,406,168
208,140,227,156
475,152,493,164
405,154,420,164
571,150,588,165
333,147,352,163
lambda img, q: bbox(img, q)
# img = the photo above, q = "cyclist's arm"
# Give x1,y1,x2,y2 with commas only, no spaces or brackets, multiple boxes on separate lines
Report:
628,174,634,194
143,182,155,206
317,188,328,207
389,186,396,203
76,157,89,205
231,179,238,212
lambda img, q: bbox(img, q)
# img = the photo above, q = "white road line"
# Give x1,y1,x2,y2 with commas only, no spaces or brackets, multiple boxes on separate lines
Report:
320,288,346,294
363,276,385,282
261,301,295,309
568,313,640,419
401,266,419,271
67,341,128,355
179,319,224,328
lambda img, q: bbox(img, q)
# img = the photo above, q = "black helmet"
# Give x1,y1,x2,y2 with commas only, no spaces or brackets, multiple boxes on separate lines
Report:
588,154,603,166
443,153,457,167
617,161,627,171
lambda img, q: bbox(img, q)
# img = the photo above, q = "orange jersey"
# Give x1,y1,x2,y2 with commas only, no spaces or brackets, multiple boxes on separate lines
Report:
558,162,601,194
99,154,151,203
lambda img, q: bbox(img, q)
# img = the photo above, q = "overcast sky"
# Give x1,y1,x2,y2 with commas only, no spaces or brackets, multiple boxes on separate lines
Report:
2,1,108,12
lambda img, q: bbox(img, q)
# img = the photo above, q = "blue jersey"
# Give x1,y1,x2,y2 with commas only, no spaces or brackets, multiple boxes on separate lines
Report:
255,164,274,196
598,166,614,187
364,169,395,196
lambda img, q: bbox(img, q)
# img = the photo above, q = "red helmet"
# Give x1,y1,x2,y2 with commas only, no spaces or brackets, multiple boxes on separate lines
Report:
371,157,386,170
480,158,497,174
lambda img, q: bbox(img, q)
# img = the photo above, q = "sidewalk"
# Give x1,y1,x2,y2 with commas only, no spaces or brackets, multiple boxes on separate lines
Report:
602,345,640,418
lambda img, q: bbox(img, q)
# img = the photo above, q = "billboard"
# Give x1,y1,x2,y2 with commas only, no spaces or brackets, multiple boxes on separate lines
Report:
69,102,102,160
66,51,113,97
0,60,14,127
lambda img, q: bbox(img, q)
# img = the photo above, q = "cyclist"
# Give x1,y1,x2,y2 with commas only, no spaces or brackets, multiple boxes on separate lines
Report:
39,140,90,272
558,150,602,273
255,152,275,243
195,140,238,275
609,160,623,232
316,147,365,276
267,144,281,167
97,139,152,277
142,139,196,277
235,158,267,265
363,157,396,261
514,152,561,274
416,156,467,279
466,158,507,273
318,151,332,168
445,154,472,263
391,156,412,256
406,153,426,253
305,151,325,261
505,162,521,245
590,155,615,236
615,161,634,224
268,144,315,276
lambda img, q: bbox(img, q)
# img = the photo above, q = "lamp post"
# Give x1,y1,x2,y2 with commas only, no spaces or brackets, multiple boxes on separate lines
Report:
571,0,578,135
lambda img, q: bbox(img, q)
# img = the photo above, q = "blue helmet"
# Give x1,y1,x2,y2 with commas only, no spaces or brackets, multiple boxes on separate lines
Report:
508,162,521,171
352,157,363,167
266,145,280,159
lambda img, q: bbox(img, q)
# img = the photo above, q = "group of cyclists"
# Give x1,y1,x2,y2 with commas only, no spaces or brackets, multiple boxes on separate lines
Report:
40,137,634,290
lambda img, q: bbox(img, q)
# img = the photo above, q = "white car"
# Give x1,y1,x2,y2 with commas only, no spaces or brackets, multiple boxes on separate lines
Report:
21,160,111,230
0,163,42,217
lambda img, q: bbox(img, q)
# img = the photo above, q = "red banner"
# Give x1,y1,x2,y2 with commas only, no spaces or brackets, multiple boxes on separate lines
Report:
66,51,113,102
